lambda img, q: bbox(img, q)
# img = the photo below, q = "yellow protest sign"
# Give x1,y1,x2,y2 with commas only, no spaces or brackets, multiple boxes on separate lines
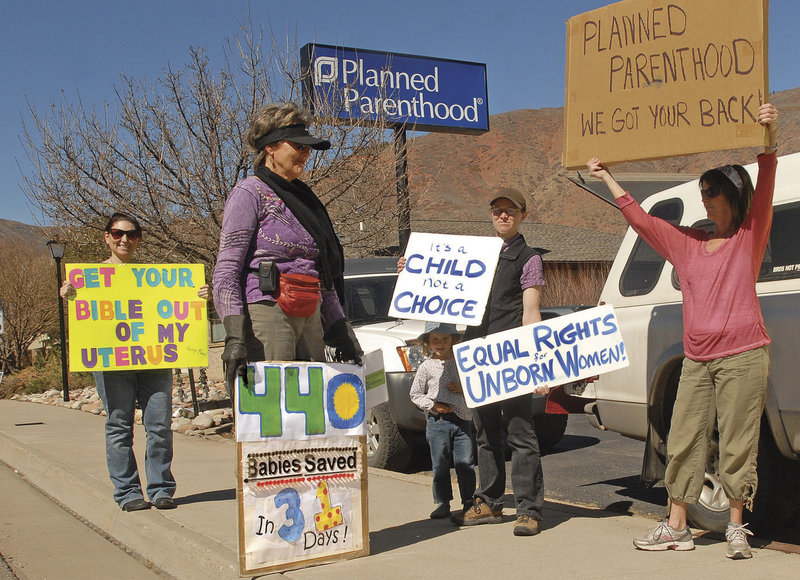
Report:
65,263,208,371
563,0,769,169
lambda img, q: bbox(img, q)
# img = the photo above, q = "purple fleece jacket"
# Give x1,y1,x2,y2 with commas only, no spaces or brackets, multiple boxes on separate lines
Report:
212,176,345,330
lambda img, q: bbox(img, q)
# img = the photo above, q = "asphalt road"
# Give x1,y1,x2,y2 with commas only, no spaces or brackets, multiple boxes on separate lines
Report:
413,413,667,519
414,413,800,546
540,414,667,519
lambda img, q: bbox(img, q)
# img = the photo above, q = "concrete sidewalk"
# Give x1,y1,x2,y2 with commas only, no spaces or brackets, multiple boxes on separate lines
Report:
0,399,797,579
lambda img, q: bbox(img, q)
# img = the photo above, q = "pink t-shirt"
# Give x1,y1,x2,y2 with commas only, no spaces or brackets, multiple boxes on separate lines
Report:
615,153,777,361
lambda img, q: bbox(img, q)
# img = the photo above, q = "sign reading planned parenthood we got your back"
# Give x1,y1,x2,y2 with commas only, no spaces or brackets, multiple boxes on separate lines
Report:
389,233,502,326
562,0,768,169
455,305,628,408
301,43,489,134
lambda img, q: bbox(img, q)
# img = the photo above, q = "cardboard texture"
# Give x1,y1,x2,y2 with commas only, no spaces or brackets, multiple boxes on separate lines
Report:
563,0,769,169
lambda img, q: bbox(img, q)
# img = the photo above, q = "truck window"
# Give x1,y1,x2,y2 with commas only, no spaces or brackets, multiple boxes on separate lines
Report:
673,202,800,289
758,202,800,281
620,199,683,296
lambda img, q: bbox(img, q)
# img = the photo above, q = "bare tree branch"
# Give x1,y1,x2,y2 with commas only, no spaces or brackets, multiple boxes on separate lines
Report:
21,21,426,272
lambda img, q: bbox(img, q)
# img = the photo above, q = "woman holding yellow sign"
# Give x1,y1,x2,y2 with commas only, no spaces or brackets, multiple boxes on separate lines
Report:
61,212,207,512
212,102,362,393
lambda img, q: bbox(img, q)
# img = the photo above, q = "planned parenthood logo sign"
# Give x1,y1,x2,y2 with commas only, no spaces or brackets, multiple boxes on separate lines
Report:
301,43,489,134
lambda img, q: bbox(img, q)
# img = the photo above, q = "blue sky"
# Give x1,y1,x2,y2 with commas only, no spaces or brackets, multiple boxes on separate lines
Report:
2,0,799,225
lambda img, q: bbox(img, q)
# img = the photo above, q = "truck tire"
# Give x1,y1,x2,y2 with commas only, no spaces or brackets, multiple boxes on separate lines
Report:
747,425,800,535
684,432,730,532
366,402,413,471
683,423,800,534
535,413,569,451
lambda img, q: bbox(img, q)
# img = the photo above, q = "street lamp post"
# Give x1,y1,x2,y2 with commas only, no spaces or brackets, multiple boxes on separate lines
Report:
46,240,69,402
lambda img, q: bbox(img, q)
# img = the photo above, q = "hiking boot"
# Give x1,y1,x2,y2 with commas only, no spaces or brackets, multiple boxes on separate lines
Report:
430,502,450,519
725,522,753,560
633,519,694,551
513,514,540,536
451,497,502,526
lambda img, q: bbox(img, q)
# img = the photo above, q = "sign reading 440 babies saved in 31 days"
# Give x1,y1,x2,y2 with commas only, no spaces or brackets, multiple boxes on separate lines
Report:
65,263,208,372
235,361,370,576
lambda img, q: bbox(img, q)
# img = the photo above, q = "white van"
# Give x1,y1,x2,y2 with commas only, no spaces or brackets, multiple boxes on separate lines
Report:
587,152,800,533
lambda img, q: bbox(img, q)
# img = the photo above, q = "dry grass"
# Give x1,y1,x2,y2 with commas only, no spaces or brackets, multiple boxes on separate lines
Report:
540,263,611,307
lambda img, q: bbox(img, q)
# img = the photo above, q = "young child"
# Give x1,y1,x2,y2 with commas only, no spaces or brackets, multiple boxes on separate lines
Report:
409,321,476,519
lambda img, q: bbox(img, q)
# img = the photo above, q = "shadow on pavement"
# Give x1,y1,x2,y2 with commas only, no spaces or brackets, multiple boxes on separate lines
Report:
369,517,461,554
580,474,668,508
541,433,601,456
177,488,236,505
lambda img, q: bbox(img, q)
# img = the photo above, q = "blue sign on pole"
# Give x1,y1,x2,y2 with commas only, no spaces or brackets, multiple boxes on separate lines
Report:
301,44,489,134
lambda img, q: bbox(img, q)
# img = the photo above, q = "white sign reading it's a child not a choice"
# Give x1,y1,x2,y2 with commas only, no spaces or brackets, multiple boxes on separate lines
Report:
455,305,629,408
389,233,503,325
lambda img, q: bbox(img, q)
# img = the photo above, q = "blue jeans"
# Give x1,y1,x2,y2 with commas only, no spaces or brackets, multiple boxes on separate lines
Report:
473,395,544,518
95,369,176,506
426,414,476,507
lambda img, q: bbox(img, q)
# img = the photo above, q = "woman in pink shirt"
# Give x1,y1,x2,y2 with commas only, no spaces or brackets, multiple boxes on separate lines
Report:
587,102,778,560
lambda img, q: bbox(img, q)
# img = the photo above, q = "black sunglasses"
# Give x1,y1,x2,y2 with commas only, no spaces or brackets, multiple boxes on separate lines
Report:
491,207,522,217
284,140,309,152
699,186,721,199
108,228,141,240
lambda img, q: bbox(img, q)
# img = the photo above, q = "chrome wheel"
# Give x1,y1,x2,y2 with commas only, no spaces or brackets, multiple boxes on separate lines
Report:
366,408,380,458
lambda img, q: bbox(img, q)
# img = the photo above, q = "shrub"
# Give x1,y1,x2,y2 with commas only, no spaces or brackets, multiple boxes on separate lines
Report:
0,357,95,398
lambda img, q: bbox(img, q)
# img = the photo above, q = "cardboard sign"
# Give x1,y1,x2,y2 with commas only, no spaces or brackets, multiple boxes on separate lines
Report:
389,233,503,325
563,0,768,169
455,305,628,408
236,361,369,576
362,349,388,410
65,263,207,371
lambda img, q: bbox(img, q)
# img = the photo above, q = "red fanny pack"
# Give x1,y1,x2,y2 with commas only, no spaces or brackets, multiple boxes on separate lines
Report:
276,273,321,317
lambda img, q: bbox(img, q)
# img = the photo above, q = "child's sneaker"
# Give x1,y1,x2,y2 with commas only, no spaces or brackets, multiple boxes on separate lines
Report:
450,497,502,525
430,502,450,519
725,522,753,559
633,519,695,551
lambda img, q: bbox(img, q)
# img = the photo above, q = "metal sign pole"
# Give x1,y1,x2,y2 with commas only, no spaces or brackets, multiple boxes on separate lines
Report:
394,125,411,252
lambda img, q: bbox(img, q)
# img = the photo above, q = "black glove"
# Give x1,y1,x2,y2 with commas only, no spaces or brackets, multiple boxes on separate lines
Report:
324,318,364,365
221,315,249,397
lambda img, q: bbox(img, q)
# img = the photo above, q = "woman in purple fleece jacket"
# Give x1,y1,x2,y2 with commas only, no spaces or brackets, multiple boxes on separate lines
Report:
212,103,362,393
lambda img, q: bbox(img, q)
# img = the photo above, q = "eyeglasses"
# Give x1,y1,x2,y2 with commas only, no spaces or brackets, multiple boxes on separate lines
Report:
284,141,309,152
491,207,522,217
108,228,141,240
699,186,721,199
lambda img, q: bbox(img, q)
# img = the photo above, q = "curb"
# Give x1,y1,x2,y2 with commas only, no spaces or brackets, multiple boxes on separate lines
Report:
0,429,238,579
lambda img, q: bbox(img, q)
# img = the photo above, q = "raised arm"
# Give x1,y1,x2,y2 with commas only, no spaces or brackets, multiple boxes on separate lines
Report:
759,102,778,154
586,158,627,200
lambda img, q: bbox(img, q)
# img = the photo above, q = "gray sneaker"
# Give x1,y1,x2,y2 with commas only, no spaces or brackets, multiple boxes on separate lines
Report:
725,522,753,559
633,519,695,551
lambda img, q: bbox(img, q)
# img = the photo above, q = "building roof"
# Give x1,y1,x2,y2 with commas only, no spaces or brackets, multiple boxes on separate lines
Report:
410,219,624,263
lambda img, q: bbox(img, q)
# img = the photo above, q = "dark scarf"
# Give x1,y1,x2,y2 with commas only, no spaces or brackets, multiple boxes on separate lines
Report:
255,165,345,305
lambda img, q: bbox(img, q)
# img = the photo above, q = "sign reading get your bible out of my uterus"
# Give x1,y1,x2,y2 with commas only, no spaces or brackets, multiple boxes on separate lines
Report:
65,264,208,371
389,233,503,325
